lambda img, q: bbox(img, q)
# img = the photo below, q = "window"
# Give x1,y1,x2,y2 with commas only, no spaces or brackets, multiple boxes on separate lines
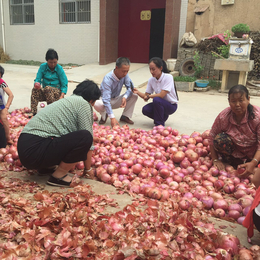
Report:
60,0,91,24
10,0,34,25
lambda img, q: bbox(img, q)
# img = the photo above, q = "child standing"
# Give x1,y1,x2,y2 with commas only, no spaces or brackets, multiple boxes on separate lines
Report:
0,65,14,145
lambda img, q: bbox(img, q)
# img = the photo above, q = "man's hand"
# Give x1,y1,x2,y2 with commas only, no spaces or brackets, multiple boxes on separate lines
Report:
59,93,65,99
132,88,138,94
120,97,127,108
111,118,120,128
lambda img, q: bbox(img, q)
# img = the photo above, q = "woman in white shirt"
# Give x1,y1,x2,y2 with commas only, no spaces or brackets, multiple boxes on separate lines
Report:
133,57,178,126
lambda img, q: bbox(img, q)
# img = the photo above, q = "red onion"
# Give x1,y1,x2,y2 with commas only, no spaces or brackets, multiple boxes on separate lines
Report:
172,175,182,183
209,166,219,176
200,196,214,209
179,198,190,210
160,190,170,201
100,173,111,183
234,189,248,199
180,158,191,169
237,216,246,225
242,206,251,216
118,166,129,175
228,203,242,213
223,183,235,194
215,208,226,218
191,160,201,169
228,210,241,220
193,189,207,200
213,199,229,211
159,168,170,179
132,164,143,174
216,234,240,256
186,166,195,174
169,181,179,190
138,170,148,179
171,151,185,163
183,192,193,199
215,248,232,260
238,197,253,208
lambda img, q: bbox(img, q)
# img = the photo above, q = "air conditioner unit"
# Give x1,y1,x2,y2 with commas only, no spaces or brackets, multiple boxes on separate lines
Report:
221,0,235,5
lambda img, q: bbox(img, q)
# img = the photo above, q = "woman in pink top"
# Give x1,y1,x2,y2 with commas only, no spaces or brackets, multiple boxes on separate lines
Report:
209,85,260,183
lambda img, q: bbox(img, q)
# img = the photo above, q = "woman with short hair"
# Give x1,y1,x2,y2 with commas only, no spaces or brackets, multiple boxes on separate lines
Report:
30,48,68,115
18,80,101,187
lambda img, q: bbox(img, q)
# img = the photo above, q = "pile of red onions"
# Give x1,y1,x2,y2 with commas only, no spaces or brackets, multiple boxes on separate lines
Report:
1,108,260,259
88,124,255,225
2,110,256,227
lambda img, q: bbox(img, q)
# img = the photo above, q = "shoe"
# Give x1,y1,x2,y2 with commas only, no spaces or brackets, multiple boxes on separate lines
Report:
38,166,57,176
46,174,71,187
99,113,108,124
120,115,134,124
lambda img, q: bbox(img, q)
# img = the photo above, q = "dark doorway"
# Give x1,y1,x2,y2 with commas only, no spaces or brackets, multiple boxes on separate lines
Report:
149,8,165,59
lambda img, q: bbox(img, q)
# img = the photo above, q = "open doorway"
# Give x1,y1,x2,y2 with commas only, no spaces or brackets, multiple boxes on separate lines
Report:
149,8,165,59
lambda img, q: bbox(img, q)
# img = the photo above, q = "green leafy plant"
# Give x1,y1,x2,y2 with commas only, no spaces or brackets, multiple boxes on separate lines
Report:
174,76,197,82
208,79,221,90
231,23,250,33
217,45,230,59
212,30,231,59
193,51,204,78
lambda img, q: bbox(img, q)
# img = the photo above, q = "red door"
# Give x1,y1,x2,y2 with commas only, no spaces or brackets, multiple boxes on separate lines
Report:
118,0,166,63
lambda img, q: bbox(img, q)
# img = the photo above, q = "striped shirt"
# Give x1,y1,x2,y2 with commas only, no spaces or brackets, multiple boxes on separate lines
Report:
22,95,94,150
209,106,260,159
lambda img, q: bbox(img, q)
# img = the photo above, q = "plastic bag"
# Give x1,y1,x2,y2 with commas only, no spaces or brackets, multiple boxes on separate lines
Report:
179,32,197,47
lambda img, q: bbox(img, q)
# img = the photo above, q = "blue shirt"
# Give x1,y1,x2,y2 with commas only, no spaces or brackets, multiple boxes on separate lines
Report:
100,70,134,118
34,63,68,94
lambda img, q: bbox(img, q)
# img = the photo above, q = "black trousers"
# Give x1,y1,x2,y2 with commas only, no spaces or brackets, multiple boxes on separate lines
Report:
253,209,260,232
0,122,6,148
17,130,93,170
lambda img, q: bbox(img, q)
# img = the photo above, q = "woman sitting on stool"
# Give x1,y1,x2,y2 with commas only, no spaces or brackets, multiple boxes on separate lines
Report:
30,48,68,115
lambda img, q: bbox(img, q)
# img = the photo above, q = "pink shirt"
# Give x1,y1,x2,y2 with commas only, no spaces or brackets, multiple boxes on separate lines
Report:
209,106,260,159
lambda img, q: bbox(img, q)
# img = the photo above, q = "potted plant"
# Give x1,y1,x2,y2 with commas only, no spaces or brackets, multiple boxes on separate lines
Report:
231,23,250,38
174,76,197,92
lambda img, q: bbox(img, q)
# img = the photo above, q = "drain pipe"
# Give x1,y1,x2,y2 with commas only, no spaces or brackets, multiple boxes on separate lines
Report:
0,0,5,52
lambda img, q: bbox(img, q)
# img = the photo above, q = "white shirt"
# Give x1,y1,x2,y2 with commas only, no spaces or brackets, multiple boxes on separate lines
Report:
145,72,178,104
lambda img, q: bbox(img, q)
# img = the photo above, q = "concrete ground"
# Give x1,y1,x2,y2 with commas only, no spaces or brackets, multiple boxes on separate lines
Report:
1,62,260,248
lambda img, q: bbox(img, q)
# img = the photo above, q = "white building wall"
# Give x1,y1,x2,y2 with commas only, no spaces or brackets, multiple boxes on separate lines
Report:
178,0,188,44
2,0,99,65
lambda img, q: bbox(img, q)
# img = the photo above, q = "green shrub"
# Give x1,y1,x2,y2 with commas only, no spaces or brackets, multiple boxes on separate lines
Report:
174,76,197,82
193,51,204,78
231,23,250,33
208,79,221,89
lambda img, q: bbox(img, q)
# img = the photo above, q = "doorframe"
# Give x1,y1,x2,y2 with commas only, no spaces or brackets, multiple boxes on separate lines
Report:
99,0,181,65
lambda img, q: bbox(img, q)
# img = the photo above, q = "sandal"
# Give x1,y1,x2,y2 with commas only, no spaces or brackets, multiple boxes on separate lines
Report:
46,174,71,187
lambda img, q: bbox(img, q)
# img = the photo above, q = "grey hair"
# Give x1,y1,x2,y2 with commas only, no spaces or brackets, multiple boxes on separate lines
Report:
116,57,130,68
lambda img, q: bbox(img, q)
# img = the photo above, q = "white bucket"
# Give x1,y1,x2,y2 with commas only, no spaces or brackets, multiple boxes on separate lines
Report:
167,59,177,72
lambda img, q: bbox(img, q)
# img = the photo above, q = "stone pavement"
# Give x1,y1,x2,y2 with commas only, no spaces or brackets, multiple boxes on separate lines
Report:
1,62,260,248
